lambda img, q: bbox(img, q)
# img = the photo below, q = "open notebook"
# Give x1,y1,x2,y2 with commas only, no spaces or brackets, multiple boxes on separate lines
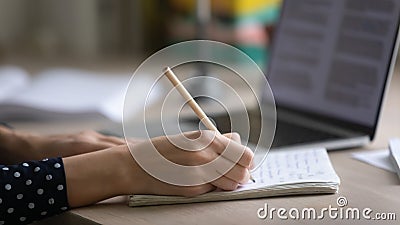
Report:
129,148,340,207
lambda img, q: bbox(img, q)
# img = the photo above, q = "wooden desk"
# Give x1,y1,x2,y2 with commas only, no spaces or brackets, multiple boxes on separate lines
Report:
26,64,400,225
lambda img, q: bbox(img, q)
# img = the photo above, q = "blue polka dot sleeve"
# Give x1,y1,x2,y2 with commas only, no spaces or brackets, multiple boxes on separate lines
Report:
0,158,70,224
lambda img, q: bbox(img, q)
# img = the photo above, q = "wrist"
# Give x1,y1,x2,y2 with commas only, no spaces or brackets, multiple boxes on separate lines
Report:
116,145,148,195
64,146,140,207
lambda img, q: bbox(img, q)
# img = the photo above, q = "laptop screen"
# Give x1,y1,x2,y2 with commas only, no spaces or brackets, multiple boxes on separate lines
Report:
267,0,400,130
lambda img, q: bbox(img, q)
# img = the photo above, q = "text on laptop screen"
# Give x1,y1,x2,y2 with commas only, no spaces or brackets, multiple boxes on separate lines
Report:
267,0,400,127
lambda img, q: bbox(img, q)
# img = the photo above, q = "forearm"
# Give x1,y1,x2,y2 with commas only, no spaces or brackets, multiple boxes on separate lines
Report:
0,126,42,164
63,146,137,207
0,127,126,165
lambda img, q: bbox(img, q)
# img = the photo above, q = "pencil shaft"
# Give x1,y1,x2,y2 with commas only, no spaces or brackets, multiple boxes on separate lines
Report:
163,67,255,183
164,67,219,133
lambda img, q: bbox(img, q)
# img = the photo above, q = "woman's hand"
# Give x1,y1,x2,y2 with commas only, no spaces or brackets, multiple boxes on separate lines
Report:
122,130,254,197
63,130,253,207
0,126,127,164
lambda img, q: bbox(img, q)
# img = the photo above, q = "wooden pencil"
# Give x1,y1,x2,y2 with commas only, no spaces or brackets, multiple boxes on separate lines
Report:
163,66,255,183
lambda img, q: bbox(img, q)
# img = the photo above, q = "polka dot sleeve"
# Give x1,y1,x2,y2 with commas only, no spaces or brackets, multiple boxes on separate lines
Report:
0,158,70,224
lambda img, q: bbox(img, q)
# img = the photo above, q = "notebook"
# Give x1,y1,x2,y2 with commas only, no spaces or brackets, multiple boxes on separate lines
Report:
128,148,340,207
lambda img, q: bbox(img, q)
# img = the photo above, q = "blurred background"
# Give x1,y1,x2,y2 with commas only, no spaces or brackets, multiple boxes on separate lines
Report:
0,0,398,126
0,0,282,124
0,0,282,69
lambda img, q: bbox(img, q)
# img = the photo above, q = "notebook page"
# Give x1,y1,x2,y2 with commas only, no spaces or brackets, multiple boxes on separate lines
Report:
236,148,340,192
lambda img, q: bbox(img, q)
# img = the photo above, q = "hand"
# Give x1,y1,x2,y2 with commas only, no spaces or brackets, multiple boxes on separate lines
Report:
0,127,127,164
63,130,253,207
122,130,254,197
36,130,127,158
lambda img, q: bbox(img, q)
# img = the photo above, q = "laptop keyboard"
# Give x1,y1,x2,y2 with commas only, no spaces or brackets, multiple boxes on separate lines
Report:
272,120,342,148
181,112,343,149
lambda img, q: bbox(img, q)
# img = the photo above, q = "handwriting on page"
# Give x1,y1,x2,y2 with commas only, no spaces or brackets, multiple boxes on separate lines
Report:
238,148,333,191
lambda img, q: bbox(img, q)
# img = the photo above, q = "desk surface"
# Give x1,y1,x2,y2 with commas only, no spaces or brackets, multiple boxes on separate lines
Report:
25,64,400,225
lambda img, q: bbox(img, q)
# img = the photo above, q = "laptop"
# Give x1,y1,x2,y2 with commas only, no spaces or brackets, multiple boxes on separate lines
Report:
180,0,400,151
104,0,400,152
261,0,400,150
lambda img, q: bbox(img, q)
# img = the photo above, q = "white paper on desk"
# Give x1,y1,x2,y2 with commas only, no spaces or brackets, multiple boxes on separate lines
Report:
0,68,160,122
0,66,30,101
352,150,396,173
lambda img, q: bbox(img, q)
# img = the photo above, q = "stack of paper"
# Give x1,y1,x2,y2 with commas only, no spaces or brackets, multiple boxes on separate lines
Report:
0,66,159,122
389,138,400,179
129,148,340,206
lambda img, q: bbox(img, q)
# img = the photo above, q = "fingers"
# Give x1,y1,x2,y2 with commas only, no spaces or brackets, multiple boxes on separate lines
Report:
209,164,251,190
142,130,253,194
41,130,129,159
250,159,255,170
235,146,254,168
79,130,126,146
88,141,117,150
176,184,215,197
211,176,239,191
221,164,250,184
181,130,253,178
98,135,126,145
214,134,254,168
212,133,253,190
222,132,241,143
210,156,250,190
57,141,116,158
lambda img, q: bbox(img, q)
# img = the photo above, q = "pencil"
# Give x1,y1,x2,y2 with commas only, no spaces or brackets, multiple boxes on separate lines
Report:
163,67,255,183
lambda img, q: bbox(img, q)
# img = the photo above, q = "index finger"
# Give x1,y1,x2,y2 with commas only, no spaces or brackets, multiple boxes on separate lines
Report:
215,134,254,168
